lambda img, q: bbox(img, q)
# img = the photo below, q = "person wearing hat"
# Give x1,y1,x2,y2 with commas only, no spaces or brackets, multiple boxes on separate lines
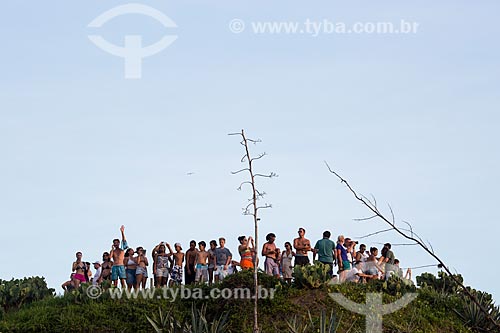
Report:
92,261,102,286
168,243,184,286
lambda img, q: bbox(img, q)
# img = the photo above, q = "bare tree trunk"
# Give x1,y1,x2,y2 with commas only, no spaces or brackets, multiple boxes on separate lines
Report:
240,130,260,333
230,130,275,333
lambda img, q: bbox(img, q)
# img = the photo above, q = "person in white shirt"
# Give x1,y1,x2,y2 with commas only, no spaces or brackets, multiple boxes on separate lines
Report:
346,261,378,283
92,261,102,286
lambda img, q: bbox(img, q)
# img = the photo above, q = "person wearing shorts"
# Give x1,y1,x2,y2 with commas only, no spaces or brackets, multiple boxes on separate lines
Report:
110,225,129,288
265,257,279,276
154,244,171,287
168,243,184,286
194,241,209,283
171,264,183,284
111,265,126,282
214,238,232,282
262,233,280,277
72,252,89,289
293,228,312,267
195,263,209,283
135,247,148,289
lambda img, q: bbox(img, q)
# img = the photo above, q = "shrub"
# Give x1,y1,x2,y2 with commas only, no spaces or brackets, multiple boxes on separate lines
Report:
0,277,54,312
293,262,331,289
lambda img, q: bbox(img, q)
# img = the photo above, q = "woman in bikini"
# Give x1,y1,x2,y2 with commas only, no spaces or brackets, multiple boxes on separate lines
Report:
100,252,113,284
124,248,137,290
72,252,88,289
135,247,148,289
238,236,255,270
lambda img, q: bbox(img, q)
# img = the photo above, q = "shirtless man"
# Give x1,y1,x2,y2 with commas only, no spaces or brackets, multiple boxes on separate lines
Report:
185,240,198,285
262,233,280,277
194,241,209,284
168,243,184,286
109,225,128,288
293,227,311,266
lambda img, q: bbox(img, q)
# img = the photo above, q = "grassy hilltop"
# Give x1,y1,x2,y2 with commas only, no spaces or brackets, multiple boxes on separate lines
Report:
1,268,498,332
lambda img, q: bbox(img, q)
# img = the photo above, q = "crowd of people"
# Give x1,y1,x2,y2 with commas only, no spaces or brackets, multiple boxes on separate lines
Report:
62,226,411,291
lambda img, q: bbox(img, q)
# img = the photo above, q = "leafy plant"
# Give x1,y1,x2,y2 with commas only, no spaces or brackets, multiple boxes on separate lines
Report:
0,277,55,311
286,309,339,333
416,271,463,295
293,262,331,289
146,306,182,333
455,288,500,332
146,303,230,333
184,303,229,333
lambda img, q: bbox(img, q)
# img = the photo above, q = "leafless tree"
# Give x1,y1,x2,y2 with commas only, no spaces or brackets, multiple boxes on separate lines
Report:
229,129,276,333
324,161,500,331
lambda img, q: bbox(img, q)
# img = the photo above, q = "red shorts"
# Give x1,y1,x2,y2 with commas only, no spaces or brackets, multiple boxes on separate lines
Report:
74,274,86,282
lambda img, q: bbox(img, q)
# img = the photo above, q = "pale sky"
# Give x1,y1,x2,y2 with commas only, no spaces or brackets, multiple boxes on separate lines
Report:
1,1,499,302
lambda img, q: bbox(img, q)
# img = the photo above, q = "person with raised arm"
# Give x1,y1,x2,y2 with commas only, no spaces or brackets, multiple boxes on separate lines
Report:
109,225,128,288
153,242,171,287
238,235,255,270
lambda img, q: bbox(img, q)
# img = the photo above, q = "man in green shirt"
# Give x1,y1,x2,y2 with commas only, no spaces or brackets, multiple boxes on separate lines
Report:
313,231,336,277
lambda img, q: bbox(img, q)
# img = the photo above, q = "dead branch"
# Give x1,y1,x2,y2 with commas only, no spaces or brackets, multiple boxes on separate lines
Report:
357,228,394,239
231,168,250,175
324,161,500,331
353,215,378,222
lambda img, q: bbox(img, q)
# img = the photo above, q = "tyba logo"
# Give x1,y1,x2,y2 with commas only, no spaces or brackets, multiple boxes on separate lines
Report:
88,3,178,79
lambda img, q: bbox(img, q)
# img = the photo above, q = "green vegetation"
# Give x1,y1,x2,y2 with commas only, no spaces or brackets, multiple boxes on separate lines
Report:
0,269,497,332
0,277,54,313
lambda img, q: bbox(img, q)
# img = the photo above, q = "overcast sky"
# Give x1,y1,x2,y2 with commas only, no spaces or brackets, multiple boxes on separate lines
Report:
1,1,499,302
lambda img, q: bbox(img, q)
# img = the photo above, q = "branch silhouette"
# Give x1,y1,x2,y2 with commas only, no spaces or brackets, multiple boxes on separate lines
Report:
230,130,276,333
324,161,500,331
